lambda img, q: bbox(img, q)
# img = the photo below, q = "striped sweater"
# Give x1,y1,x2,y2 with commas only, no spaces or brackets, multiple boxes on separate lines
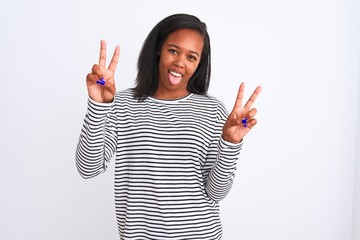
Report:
76,89,242,240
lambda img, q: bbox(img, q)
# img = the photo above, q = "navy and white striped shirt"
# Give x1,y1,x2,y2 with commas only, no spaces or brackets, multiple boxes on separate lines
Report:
76,89,242,239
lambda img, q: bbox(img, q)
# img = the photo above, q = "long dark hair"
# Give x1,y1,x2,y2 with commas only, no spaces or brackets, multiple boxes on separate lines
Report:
133,13,211,101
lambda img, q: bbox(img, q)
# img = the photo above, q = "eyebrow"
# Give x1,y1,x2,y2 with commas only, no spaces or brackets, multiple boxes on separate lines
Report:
167,44,201,58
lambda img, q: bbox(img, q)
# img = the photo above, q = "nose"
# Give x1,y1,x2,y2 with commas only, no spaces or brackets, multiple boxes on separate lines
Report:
173,55,185,69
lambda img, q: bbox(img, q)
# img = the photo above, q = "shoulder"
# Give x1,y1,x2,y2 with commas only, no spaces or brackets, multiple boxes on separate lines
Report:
188,94,229,121
112,88,138,104
190,94,227,111
108,89,139,112
114,88,135,99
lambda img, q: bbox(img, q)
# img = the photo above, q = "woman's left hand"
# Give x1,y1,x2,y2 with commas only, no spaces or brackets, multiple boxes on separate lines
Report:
222,82,262,144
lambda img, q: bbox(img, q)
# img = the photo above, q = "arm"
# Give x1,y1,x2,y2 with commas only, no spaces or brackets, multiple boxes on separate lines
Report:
75,40,120,178
75,98,117,179
76,98,117,178
203,102,242,202
204,83,262,202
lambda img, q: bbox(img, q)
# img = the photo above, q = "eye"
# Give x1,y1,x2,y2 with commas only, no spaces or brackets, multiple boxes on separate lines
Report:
188,55,197,61
168,49,177,55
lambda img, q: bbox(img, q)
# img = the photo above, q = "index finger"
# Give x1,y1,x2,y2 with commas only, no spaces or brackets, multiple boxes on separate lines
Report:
99,40,107,68
244,85,262,109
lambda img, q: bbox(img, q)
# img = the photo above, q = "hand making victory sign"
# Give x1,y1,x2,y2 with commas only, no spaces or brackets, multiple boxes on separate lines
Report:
222,83,262,144
86,40,120,103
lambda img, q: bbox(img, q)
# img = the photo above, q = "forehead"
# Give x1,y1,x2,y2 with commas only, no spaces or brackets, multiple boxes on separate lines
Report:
163,29,204,54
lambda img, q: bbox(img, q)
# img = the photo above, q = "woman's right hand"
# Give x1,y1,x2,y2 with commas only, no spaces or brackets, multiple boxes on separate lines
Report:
86,40,120,103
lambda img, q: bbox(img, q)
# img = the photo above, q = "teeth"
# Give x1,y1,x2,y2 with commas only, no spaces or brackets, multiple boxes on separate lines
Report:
170,71,182,77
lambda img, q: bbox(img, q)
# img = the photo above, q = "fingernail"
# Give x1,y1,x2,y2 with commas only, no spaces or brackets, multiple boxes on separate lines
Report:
242,118,248,127
96,78,105,85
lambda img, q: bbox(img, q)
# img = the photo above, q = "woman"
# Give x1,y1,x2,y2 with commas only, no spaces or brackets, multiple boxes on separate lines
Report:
76,13,262,239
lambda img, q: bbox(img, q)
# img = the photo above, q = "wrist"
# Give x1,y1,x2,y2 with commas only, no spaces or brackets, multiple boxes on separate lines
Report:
221,134,243,144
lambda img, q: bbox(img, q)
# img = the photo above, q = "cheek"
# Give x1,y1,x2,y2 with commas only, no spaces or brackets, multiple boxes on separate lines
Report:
158,60,166,74
189,63,200,75
159,57,170,71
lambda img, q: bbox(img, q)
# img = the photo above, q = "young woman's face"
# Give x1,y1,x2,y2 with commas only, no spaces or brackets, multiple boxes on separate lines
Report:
155,28,204,99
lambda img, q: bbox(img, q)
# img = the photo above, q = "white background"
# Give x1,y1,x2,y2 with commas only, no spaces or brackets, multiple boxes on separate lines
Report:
0,0,359,239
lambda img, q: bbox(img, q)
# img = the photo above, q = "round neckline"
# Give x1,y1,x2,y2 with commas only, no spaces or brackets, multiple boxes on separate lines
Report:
148,93,193,104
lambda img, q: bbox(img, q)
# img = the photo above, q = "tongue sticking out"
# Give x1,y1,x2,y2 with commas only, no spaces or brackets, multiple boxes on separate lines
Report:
169,72,182,85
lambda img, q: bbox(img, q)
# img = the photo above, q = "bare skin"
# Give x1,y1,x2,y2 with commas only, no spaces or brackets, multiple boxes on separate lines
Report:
86,40,262,144
86,40,120,103
154,29,203,100
221,83,262,143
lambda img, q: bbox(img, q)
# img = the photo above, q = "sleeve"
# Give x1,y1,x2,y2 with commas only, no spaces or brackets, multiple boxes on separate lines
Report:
203,101,243,202
75,97,118,179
